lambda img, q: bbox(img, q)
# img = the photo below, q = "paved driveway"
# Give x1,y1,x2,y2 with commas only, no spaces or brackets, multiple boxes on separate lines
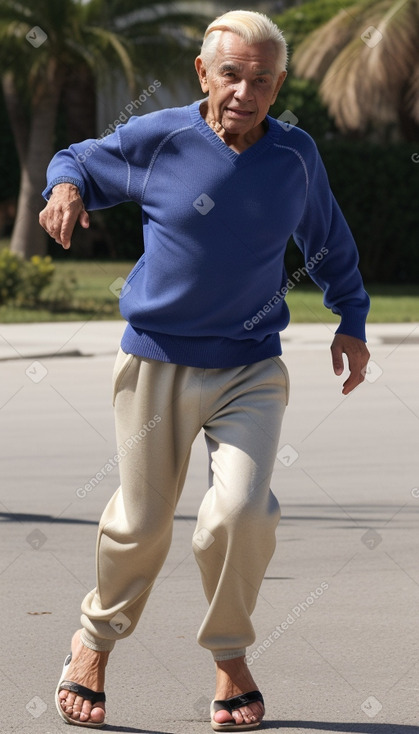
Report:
0,321,418,733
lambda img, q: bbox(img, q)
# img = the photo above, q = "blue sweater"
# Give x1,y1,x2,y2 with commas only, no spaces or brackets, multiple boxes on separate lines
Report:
43,100,369,368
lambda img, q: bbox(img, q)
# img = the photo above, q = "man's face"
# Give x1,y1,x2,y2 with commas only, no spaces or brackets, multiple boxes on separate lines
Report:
196,32,286,136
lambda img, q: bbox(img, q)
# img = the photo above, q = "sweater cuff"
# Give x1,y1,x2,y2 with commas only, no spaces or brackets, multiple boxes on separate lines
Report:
335,305,369,342
42,176,85,201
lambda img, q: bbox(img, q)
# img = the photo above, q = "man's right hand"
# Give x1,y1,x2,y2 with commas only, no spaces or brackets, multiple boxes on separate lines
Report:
39,183,90,249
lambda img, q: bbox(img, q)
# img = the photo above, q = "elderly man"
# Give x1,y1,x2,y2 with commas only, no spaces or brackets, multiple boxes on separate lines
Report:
40,9,370,730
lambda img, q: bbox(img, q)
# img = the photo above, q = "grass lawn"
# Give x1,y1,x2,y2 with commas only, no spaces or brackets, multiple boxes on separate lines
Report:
0,256,418,323
287,284,419,324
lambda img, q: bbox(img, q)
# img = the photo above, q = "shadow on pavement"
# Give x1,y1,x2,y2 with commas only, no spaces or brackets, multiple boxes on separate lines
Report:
0,511,98,525
78,721,419,733
0,512,202,525
3,504,417,526
269,721,419,733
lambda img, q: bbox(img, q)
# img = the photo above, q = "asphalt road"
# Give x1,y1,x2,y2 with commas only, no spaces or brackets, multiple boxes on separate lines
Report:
1,321,418,734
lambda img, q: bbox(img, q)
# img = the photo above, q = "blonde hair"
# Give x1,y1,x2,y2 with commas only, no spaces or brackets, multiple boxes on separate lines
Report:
200,10,288,73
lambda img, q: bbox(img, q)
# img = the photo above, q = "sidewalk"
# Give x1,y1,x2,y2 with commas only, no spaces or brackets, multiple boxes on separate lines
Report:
1,320,418,733
0,319,418,360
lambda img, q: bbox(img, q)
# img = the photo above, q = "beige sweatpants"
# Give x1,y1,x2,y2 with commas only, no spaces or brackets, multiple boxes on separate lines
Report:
80,348,289,660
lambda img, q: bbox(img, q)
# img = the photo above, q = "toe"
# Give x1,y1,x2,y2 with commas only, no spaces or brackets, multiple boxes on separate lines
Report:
213,709,236,725
213,700,264,726
89,704,106,724
239,708,253,724
58,689,105,724
235,701,264,725
59,690,75,712
232,709,245,725
72,694,86,721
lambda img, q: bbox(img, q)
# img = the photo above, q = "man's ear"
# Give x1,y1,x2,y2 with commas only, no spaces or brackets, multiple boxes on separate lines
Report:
270,71,287,105
195,56,209,93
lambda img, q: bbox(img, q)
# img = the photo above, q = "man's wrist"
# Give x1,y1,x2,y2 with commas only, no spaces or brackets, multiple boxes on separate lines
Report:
52,183,80,195
43,176,85,201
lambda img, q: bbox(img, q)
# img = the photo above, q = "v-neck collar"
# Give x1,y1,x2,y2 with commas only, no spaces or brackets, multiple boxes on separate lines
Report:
188,99,277,166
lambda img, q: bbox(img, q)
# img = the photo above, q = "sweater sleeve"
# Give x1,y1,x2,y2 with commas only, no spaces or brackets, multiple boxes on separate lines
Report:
292,141,370,341
42,115,153,209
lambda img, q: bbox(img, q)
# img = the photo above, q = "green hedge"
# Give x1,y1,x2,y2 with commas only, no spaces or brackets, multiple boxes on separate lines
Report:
283,140,419,283
318,141,419,283
274,0,360,52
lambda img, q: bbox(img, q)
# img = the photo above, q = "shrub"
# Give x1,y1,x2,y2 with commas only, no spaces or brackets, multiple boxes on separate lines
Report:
18,255,55,306
40,271,78,311
0,249,22,305
0,249,76,307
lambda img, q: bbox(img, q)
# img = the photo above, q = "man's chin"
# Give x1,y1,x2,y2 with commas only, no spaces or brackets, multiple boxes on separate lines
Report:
222,119,257,136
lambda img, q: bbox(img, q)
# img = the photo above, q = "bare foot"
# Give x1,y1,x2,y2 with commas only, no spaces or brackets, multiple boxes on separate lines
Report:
213,656,264,727
57,629,110,725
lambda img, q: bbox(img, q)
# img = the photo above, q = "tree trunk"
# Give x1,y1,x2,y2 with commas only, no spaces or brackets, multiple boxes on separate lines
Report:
63,64,97,143
10,60,63,259
2,72,29,165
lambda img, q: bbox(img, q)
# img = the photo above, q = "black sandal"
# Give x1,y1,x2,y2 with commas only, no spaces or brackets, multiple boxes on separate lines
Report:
55,653,106,728
210,691,264,731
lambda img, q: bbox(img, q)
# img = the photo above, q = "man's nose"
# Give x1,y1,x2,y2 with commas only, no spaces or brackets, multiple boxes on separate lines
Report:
233,80,254,101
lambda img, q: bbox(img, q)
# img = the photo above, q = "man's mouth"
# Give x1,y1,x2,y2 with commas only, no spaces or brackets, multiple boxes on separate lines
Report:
225,108,254,117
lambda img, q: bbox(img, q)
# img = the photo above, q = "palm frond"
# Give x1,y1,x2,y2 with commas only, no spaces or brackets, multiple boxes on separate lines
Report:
87,25,137,91
292,0,419,137
293,8,359,82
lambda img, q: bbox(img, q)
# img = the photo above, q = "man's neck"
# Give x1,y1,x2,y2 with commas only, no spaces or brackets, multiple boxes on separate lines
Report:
200,101,267,153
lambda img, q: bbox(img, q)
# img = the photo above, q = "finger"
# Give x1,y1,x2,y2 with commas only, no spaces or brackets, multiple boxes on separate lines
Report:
342,361,366,395
60,207,80,249
330,343,344,376
38,208,48,231
39,206,65,245
79,209,90,229
342,374,359,395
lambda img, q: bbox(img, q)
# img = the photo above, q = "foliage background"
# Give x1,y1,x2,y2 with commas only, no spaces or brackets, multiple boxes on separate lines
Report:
0,0,418,283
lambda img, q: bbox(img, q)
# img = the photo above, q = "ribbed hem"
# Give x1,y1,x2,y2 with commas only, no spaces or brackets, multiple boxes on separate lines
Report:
212,648,247,662
42,176,85,200
335,304,369,342
80,629,116,652
121,324,282,368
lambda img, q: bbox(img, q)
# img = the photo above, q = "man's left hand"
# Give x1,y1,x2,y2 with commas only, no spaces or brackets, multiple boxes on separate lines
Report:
330,334,370,395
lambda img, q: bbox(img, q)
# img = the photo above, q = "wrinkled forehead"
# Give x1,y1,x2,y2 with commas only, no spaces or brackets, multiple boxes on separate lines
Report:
213,31,280,73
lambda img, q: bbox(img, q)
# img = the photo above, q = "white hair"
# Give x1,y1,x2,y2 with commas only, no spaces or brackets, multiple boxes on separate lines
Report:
200,10,288,73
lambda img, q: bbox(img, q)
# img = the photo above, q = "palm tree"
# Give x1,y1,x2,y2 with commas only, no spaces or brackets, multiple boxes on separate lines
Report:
0,0,209,258
292,0,419,141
